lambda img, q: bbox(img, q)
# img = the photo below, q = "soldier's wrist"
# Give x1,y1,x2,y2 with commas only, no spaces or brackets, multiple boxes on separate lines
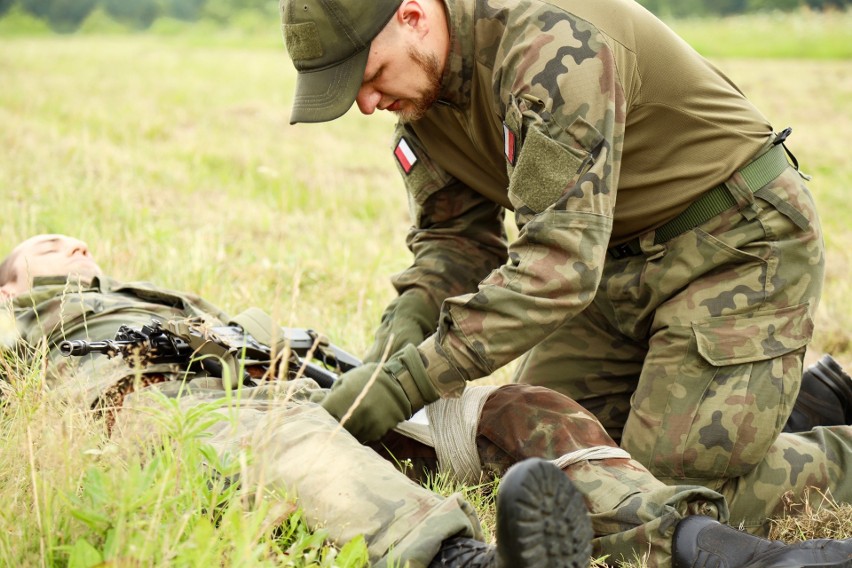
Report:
385,344,439,410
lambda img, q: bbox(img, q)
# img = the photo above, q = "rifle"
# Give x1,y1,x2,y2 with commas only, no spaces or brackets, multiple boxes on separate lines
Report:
58,318,361,389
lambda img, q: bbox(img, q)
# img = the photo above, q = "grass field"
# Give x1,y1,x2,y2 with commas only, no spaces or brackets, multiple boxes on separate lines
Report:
1,11,851,567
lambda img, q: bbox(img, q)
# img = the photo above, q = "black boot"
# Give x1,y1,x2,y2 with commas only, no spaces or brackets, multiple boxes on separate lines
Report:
784,355,852,433
673,515,852,568
429,458,593,568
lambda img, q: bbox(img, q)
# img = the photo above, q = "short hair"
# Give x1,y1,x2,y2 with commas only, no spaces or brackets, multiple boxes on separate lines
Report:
0,250,18,287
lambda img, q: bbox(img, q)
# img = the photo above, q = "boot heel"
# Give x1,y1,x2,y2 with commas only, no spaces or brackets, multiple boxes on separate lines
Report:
496,458,593,568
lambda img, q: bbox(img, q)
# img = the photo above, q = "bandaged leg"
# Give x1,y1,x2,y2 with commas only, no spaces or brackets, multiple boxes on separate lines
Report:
403,384,728,568
114,381,481,568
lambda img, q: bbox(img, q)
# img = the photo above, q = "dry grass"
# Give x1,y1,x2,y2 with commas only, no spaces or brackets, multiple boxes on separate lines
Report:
0,28,851,567
770,491,852,543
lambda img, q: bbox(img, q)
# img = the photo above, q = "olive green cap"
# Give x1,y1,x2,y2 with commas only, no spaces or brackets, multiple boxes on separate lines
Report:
280,0,403,124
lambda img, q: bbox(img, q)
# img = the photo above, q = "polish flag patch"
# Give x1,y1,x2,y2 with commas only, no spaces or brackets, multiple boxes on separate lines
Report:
503,122,516,166
394,137,418,174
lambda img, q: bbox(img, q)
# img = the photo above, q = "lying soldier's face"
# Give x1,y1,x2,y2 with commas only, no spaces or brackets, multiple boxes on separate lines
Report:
1,234,102,297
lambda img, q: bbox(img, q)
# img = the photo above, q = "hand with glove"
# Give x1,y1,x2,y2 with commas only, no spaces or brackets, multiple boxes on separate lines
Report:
321,344,440,442
362,292,439,363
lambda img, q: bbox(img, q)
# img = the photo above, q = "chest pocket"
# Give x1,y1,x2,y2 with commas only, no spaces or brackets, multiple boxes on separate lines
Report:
504,97,601,223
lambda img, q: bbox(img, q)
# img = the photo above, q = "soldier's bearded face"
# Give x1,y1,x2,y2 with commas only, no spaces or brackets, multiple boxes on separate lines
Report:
398,45,442,123
2,234,102,296
356,43,443,123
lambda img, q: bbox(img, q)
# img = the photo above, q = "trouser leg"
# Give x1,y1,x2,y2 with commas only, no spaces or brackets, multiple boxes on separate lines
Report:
618,170,832,503
115,382,481,568
715,426,852,534
513,167,849,535
475,385,728,568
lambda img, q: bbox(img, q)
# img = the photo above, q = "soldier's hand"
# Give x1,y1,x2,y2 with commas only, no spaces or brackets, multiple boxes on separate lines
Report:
362,292,439,363
321,344,440,442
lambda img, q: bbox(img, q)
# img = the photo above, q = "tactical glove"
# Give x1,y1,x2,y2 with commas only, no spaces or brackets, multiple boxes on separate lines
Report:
321,344,440,442
362,292,439,363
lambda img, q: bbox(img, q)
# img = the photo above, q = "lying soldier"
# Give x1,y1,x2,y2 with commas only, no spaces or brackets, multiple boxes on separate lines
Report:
3,233,852,568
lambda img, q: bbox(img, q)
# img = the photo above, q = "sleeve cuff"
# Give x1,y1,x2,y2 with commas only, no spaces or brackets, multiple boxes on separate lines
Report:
417,335,467,398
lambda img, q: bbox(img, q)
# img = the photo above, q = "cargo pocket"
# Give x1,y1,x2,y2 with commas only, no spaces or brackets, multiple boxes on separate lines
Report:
683,302,813,479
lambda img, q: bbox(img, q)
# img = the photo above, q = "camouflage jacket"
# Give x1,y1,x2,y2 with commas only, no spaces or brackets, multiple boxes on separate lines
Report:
4,275,229,387
389,0,774,394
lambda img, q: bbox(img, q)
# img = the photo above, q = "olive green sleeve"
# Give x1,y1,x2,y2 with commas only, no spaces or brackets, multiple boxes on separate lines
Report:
385,127,509,338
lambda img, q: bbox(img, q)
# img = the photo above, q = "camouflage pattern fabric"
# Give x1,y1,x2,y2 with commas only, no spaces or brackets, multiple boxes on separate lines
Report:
114,377,726,568
4,274,725,566
7,277,483,567
512,164,852,535
384,0,774,387
116,380,481,568
361,0,851,561
476,385,728,567
8,275,228,407
10,273,849,567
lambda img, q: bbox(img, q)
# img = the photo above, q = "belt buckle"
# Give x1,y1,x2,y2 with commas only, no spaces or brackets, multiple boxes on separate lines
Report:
609,243,636,260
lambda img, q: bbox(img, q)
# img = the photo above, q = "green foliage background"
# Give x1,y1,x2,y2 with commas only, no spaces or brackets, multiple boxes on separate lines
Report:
0,6,851,568
0,0,850,33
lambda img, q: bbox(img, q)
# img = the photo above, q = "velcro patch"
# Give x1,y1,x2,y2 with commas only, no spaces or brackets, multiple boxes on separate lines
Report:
283,22,323,61
394,137,418,174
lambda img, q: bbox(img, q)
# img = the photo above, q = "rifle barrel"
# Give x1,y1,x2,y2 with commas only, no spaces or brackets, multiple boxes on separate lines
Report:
58,339,117,357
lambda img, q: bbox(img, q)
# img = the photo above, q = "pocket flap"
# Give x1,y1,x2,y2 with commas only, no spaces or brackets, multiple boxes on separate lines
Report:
692,303,813,366
508,125,587,214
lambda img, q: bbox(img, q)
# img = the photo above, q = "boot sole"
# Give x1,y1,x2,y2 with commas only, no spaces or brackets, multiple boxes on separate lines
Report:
496,458,593,568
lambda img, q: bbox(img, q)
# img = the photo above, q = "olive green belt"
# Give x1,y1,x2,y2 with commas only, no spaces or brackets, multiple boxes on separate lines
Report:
608,143,791,260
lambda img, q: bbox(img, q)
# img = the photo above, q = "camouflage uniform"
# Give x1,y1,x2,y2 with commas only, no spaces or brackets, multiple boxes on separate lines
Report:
10,275,229,407
0,276,732,565
371,0,852,560
8,271,846,566
5,276,480,567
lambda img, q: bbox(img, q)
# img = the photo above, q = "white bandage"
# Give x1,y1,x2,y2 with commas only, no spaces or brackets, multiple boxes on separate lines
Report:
426,385,498,484
393,385,498,484
551,446,632,470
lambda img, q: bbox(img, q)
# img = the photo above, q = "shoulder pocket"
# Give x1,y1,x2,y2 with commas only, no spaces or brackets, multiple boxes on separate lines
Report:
507,114,600,217
392,126,453,207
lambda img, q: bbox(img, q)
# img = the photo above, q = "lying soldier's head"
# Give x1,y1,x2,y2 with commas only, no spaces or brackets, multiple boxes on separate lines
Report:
0,234,103,298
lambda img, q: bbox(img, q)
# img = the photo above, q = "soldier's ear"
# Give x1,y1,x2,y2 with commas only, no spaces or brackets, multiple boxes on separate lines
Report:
399,0,427,35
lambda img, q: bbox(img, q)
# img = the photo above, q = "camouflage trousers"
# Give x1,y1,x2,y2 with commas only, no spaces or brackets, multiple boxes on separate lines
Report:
416,384,730,568
115,379,482,568
513,166,852,530
116,378,731,568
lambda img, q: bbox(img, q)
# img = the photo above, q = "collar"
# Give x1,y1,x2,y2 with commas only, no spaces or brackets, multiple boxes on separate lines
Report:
15,275,110,307
30,275,93,287
436,0,476,110
30,274,109,290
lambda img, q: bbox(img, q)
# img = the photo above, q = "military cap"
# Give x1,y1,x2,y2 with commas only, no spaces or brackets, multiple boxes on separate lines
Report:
280,0,403,124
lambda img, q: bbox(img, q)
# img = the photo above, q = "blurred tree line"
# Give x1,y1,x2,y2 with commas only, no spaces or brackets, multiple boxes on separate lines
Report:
0,0,847,32
0,0,277,32
638,0,847,17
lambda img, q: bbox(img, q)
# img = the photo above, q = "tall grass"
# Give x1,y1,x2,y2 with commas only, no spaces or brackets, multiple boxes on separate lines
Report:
1,10,851,567
669,8,852,60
